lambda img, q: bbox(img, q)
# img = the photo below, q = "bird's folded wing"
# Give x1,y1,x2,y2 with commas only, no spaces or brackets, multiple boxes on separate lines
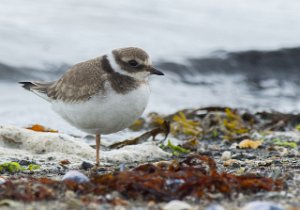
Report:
47,57,108,103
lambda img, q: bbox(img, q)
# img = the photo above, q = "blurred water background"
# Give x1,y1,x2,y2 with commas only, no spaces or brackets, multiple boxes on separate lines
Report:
1,0,300,136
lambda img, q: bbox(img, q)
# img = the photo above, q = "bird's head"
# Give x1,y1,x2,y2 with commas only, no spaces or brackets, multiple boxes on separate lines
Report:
108,47,164,80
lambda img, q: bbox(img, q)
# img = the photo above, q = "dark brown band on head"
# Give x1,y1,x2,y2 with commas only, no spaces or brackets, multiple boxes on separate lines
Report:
112,50,146,73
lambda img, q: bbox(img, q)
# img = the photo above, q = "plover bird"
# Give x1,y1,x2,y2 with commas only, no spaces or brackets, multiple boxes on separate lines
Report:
20,47,164,166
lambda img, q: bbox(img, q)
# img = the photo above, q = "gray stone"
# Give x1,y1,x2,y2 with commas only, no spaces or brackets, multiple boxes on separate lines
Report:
205,204,225,210
241,201,283,210
62,170,89,183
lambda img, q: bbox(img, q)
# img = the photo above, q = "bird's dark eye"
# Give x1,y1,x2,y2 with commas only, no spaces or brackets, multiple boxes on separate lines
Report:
128,60,139,67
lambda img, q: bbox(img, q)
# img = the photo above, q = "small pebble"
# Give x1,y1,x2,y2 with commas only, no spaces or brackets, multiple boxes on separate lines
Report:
230,143,238,149
114,206,126,210
0,199,20,207
241,201,283,210
205,204,225,210
0,177,6,185
18,160,35,166
238,139,262,149
275,147,288,157
289,148,299,157
47,156,55,161
163,200,193,210
81,161,93,170
62,170,89,183
65,190,76,199
166,179,185,186
119,163,126,172
223,159,241,168
221,151,231,161
60,159,71,165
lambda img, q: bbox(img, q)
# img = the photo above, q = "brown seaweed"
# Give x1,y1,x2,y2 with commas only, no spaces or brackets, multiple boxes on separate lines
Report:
0,155,283,202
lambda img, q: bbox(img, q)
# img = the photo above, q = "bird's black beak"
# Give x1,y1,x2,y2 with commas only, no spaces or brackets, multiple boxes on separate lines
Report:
148,66,164,76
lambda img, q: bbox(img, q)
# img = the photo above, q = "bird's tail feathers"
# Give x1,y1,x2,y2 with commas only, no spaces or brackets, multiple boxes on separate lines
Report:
19,81,54,101
19,82,36,91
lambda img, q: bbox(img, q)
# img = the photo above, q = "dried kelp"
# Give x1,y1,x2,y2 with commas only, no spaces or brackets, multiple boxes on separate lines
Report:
109,120,170,149
0,155,283,202
129,107,300,144
171,112,202,137
0,178,59,202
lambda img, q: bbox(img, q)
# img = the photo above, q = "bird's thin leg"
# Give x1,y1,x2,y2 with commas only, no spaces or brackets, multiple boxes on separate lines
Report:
95,134,101,167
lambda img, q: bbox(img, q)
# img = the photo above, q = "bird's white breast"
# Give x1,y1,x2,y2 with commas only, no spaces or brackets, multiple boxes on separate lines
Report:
51,83,150,134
